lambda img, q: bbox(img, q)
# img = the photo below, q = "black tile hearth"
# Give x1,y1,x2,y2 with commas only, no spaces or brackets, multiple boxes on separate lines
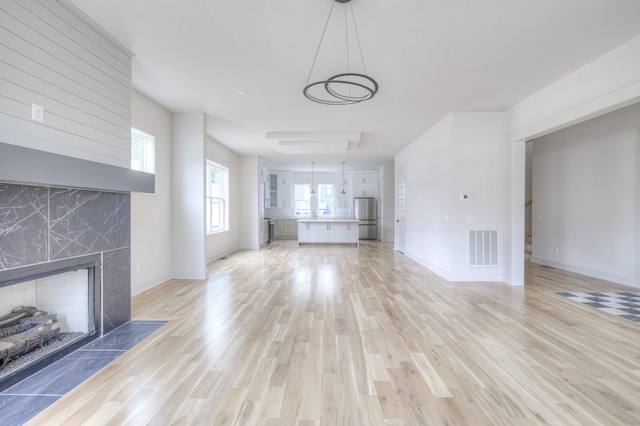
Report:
0,320,167,426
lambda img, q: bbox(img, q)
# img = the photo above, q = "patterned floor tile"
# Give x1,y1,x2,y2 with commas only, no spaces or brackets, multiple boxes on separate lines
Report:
558,292,640,323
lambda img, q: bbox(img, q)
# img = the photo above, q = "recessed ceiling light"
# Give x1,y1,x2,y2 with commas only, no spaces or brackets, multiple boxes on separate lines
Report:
236,90,246,95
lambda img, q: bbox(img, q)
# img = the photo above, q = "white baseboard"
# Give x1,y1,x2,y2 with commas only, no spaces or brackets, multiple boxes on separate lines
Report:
172,269,207,280
131,272,172,296
405,252,452,280
207,248,239,264
530,257,640,289
405,252,510,284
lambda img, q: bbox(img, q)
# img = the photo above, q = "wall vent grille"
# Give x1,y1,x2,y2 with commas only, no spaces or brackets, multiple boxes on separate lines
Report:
469,230,498,266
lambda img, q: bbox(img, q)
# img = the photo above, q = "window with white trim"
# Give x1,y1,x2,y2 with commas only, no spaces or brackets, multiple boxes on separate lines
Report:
206,160,229,234
294,184,311,216
294,183,334,216
317,184,334,216
131,128,155,173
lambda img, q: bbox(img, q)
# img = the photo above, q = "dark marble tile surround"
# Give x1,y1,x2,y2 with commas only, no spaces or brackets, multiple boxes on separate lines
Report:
0,182,131,334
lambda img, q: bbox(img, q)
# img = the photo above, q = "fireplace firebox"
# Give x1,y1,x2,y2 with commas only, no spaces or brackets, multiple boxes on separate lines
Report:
0,254,102,390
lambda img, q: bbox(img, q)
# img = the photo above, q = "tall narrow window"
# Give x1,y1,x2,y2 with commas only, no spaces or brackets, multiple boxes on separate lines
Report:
131,128,155,173
294,184,311,216
317,184,334,216
206,161,229,233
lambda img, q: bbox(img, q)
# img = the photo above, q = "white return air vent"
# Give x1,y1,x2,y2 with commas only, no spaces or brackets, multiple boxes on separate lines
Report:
469,229,498,266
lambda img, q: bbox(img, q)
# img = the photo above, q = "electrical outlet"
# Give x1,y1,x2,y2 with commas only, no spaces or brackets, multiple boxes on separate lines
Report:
31,103,44,122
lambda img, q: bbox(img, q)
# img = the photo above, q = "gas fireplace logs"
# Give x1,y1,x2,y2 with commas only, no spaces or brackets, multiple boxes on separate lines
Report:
0,306,61,368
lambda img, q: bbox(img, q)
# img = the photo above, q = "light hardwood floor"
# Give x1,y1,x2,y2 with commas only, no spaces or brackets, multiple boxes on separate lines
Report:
28,240,640,425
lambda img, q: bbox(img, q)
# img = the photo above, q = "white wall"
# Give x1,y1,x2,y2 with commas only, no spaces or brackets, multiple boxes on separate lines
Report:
171,113,207,279
206,137,242,261
531,103,640,287
240,156,260,249
396,115,454,276
395,113,505,281
130,91,173,295
379,164,395,243
450,113,504,278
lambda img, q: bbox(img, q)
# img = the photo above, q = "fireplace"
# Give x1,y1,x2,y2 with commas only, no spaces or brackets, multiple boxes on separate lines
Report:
0,254,102,387
0,182,131,390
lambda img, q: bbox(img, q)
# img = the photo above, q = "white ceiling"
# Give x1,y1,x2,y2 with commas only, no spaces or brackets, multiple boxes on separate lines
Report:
70,0,640,172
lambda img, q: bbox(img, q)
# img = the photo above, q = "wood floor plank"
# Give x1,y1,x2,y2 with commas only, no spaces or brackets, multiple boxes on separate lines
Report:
25,240,640,425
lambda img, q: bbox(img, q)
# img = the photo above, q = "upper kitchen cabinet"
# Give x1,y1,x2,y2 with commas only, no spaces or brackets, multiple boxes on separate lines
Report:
260,164,270,210
270,171,292,208
335,171,353,211
353,171,378,198
269,173,277,207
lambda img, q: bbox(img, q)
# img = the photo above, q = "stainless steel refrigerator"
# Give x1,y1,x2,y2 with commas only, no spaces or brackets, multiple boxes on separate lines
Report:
354,197,377,240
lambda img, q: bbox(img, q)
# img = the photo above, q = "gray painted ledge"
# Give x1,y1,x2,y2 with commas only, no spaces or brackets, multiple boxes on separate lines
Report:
0,142,154,194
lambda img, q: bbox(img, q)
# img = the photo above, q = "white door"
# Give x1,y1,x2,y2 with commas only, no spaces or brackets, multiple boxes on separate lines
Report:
396,169,406,253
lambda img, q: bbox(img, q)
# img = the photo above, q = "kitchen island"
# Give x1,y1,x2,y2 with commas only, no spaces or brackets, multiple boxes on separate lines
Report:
297,219,360,246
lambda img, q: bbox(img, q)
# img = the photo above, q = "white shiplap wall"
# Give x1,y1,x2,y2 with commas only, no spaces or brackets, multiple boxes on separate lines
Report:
0,0,133,168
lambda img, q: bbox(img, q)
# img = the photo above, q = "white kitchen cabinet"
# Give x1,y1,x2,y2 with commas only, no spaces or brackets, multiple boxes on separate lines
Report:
277,183,291,208
297,220,359,245
327,222,358,243
276,218,298,239
335,172,353,210
260,165,270,210
269,173,277,207
353,171,377,198
275,219,285,237
283,219,297,237
270,171,292,208
298,221,325,243
298,221,312,243
353,171,376,184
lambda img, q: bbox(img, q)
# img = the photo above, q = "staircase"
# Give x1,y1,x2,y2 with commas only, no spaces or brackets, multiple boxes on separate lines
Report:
525,234,532,260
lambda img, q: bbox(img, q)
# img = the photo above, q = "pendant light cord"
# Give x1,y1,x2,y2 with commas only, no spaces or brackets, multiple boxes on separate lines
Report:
349,2,368,76
306,1,336,85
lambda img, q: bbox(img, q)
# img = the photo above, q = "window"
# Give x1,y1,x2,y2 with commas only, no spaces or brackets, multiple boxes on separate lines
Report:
206,161,229,233
317,184,334,216
294,183,334,216
131,128,155,173
294,184,311,216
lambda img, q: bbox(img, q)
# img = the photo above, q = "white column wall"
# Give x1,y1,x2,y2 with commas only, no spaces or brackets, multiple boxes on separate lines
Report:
131,91,173,295
396,113,505,281
171,113,207,279
240,156,260,249
449,113,504,279
379,164,396,243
